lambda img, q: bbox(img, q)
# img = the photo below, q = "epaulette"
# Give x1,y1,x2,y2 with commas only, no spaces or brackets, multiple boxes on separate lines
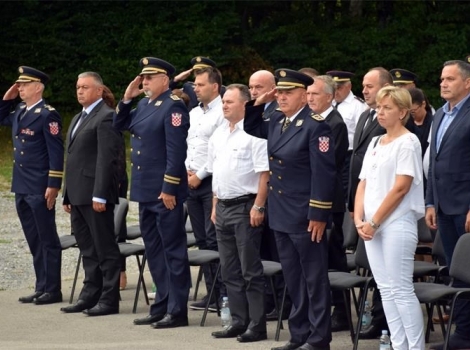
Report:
311,113,324,122
354,95,365,103
44,104,56,111
170,94,181,101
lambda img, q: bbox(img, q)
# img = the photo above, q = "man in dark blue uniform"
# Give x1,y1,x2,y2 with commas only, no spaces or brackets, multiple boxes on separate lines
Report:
0,66,63,305
244,69,336,350
114,57,191,329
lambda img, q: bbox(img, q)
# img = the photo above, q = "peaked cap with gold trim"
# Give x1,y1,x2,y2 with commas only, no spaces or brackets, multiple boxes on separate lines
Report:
326,70,354,83
274,69,313,90
139,57,175,76
190,56,216,70
389,68,417,85
16,66,49,84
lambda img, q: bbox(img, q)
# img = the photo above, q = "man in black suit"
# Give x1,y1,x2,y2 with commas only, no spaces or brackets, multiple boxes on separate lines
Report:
348,67,391,339
61,72,122,316
307,75,349,331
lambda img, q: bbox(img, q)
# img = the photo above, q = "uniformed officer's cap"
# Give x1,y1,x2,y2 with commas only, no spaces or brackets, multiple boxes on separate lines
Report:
326,70,354,83
465,55,470,64
139,57,175,76
190,56,216,70
274,69,313,90
389,68,417,84
16,66,49,84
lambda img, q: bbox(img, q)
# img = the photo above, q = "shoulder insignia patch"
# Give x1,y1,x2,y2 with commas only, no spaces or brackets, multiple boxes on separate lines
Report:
354,95,365,103
311,113,324,122
170,94,181,101
44,104,56,111
276,107,281,111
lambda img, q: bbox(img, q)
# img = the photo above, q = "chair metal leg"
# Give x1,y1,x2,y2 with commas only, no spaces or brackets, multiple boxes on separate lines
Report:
132,253,147,314
193,266,204,301
275,284,288,341
69,252,82,304
343,290,355,344
200,262,220,327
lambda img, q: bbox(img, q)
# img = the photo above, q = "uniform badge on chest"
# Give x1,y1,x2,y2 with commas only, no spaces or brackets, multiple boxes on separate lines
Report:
171,113,182,127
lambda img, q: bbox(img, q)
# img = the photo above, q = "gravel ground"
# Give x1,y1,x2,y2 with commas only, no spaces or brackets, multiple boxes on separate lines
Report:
0,190,141,291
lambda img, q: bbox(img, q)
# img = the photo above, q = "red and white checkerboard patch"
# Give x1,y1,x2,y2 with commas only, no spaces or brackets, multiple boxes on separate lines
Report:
171,113,182,127
49,122,59,135
318,136,329,152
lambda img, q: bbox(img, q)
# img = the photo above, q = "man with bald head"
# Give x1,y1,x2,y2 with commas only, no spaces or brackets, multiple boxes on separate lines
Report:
249,70,278,121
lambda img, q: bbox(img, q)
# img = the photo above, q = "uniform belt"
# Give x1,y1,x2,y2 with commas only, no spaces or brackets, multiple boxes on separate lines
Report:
218,194,256,207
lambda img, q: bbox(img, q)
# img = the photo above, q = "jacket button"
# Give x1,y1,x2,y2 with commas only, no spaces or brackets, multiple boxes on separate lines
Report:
137,151,141,155
269,186,273,190
278,175,282,180
278,160,282,164
269,156,273,161
278,190,282,194
137,166,141,170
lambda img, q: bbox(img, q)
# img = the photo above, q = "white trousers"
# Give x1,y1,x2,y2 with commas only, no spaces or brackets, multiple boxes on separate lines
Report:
365,212,425,350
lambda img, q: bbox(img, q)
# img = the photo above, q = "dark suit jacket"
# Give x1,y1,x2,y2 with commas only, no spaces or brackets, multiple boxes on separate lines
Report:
244,103,336,233
0,99,63,194
426,97,470,215
323,108,348,213
63,100,120,206
347,109,385,212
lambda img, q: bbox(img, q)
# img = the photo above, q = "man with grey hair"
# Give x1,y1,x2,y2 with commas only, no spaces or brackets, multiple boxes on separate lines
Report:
61,71,122,316
208,84,269,343
426,60,470,350
307,75,349,332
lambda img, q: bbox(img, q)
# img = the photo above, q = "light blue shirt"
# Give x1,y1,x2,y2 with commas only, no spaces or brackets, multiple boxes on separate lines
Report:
436,93,470,152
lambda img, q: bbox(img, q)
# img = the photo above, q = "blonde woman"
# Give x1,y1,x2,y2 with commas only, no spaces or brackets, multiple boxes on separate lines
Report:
354,86,425,350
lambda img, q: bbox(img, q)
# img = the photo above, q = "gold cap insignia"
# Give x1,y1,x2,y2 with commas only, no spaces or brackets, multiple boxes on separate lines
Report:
295,119,304,126
196,57,202,62
279,70,286,77
18,67,24,73
142,58,149,65
395,71,401,78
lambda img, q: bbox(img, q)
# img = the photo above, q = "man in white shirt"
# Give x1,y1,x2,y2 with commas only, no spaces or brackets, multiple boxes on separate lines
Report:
186,66,226,310
208,84,269,343
326,70,367,203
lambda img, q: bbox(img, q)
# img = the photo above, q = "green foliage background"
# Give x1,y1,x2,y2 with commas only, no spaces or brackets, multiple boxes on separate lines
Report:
0,0,469,184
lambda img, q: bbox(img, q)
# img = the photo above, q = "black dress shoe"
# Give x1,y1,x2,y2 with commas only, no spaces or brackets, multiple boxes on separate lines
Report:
19,291,43,303
237,329,267,342
358,323,388,339
34,292,63,305
297,343,330,350
134,313,165,325
60,300,95,313
212,325,246,338
330,312,349,332
271,341,303,350
83,303,119,316
151,314,188,329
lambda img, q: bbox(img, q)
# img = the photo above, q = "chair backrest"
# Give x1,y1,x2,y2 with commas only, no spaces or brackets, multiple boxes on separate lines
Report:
417,217,433,243
342,211,359,250
449,233,470,284
114,197,129,239
354,238,371,272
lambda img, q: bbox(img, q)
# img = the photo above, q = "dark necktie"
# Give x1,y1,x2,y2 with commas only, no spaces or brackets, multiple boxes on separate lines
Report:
363,109,376,130
19,108,28,121
72,111,87,137
281,117,291,133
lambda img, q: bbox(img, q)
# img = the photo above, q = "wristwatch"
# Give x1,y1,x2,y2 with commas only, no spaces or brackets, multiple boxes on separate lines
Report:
368,219,380,229
252,204,266,213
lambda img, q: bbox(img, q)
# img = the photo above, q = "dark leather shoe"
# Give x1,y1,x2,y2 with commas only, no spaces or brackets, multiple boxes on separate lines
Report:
297,344,330,350
330,312,349,332
358,323,387,339
151,314,188,328
237,329,267,342
134,313,165,325
212,325,246,338
271,341,303,350
19,291,43,303
34,292,62,305
61,300,95,313
83,303,119,316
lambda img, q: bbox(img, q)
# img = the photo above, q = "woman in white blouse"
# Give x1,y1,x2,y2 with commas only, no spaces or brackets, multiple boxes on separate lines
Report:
354,86,425,350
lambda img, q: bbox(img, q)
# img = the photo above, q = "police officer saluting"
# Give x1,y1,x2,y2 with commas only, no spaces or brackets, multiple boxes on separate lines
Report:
114,57,191,329
0,66,64,304
244,69,336,350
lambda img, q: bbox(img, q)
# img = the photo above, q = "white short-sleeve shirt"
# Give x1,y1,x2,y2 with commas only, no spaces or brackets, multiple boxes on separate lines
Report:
359,133,425,228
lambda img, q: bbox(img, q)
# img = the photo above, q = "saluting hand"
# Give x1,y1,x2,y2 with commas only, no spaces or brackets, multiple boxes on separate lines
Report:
123,76,144,101
3,84,19,100
254,89,277,106
174,68,193,83
159,192,176,210
308,220,327,243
